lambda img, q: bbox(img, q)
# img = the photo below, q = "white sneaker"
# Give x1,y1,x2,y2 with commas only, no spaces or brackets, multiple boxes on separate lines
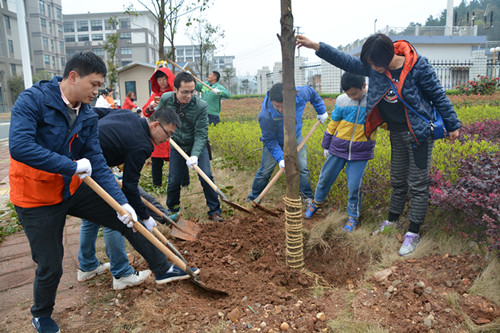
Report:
77,262,110,282
113,270,152,290
398,232,421,256
303,198,313,207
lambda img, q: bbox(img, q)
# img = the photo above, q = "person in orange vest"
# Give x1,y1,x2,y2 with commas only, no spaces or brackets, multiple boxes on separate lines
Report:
105,88,117,108
9,52,198,333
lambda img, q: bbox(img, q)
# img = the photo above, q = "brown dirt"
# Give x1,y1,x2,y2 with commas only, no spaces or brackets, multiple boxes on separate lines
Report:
1,212,499,332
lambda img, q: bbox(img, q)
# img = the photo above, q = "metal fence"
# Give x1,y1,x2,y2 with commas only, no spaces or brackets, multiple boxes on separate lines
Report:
430,60,472,90
486,59,500,79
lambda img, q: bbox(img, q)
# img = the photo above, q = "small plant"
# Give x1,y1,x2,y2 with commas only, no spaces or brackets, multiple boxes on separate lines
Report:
247,248,265,262
0,202,23,243
456,75,499,96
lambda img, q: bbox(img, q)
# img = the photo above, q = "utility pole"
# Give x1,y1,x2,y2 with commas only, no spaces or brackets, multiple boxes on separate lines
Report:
16,0,32,88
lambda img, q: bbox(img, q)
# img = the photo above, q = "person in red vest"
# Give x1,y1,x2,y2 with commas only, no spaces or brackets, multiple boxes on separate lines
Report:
143,63,175,187
122,91,138,111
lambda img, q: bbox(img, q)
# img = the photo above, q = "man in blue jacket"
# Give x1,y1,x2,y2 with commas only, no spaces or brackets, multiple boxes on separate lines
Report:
247,83,328,205
9,52,197,333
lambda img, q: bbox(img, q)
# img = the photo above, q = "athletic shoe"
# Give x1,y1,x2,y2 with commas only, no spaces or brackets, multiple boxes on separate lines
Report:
398,232,421,256
77,262,110,282
209,213,224,222
156,265,200,284
113,270,152,290
342,217,360,232
304,201,321,219
371,220,395,235
32,316,60,333
303,197,313,208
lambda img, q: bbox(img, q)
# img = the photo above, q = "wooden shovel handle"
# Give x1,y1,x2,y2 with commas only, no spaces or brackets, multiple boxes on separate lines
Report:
254,119,322,203
167,59,213,91
82,177,188,272
169,139,223,196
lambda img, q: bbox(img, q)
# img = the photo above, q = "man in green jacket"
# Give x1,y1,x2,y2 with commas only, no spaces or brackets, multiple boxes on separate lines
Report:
157,72,224,222
195,70,231,126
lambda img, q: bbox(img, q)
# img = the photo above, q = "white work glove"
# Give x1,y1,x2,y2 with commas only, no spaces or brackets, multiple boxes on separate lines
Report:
323,149,330,158
212,88,220,95
117,203,137,229
75,158,92,179
142,216,157,232
279,159,285,169
186,155,198,170
317,112,329,124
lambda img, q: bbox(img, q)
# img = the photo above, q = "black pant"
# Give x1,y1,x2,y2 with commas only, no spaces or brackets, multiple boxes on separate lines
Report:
16,183,170,318
151,157,165,186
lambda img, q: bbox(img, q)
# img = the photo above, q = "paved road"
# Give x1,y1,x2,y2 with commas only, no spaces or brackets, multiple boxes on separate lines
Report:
0,122,9,141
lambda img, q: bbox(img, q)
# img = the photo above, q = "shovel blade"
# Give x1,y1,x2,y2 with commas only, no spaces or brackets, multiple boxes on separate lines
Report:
222,198,254,215
252,201,280,217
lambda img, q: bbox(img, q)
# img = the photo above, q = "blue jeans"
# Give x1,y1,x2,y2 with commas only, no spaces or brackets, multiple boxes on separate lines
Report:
248,136,313,201
78,219,134,278
167,145,221,216
314,154,368,218
208,114,220,126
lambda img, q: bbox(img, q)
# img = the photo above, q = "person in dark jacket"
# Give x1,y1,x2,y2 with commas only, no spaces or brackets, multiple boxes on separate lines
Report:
9,52,197,333
297,33,460,256
157,71,224,222
78,107,183,290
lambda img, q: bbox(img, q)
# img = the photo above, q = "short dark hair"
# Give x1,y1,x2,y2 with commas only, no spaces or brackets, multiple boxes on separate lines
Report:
63,52,107,79
149,106,181,129
341,72,366,92
212,71,220,82
269,83,283,103
174,71,196,89
154,70,167,79
360,33,394,69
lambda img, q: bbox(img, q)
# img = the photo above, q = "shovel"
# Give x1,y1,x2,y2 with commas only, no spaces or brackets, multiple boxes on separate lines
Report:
114,179,199,241
169,139,254,215
141,197,200,241
83,177,228,295
167,60,213,91
252,119,322,216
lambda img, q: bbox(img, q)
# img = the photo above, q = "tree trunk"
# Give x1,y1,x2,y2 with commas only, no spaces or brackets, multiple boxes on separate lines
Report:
279,0,304,269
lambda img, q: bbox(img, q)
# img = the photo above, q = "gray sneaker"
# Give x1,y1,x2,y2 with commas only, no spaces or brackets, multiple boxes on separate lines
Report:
398,232,421,256
113,270,151,290
77,262,110,282
371,220,395,235
303,198,313,208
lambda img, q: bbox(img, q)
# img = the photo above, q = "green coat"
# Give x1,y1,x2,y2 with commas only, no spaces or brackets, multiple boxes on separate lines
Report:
195,81,231,116
157,92,209,157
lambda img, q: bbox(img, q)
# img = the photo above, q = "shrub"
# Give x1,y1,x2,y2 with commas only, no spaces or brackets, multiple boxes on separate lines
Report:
429,151,500,252
456,75,499,96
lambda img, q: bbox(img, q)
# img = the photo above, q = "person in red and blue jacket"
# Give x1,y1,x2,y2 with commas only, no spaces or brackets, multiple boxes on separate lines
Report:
247,83,328,205
9,52,197,333
297,33,460,257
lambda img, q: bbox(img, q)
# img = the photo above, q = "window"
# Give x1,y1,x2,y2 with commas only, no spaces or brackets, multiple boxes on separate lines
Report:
122,60,132,66
42,37,48,48
120,32,131,39
46,4,51,18
59,41,64,51
7,40,13,54
92,48,104,56
49,22,52,34
39,0,45,15
64,21,74,32
125,81,136,97
11,64,16,76
76,20,88,32
91,20,102,31
92,33,103,41
4,15,10,30
57,24,62,33
119,18,130,29
78,34,89,42
120,47,132,55
105,20,117,30
64,35,75,42
50,39,54,50
60,57,66,67
52,56,55,66
40,18,46,27
56,8,62,20
44,54,50,64
66,49,76,58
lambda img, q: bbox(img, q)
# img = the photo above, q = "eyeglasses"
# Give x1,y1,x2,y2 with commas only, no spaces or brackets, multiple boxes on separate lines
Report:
179,89,196,95
158,122,174,139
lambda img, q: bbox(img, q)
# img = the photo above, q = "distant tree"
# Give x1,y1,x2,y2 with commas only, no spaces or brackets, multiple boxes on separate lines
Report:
32,70,51,84
240,79,249,95
221,67,235,94
7,75,25,103
186,19,225,80
126,0,212,69
103,18,119,90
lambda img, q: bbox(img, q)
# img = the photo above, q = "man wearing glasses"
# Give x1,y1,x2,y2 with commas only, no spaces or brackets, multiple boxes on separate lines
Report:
157,71,224,222
77,106,195,291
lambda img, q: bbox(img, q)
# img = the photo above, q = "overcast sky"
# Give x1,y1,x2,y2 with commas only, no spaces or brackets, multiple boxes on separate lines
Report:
61,0,451,76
